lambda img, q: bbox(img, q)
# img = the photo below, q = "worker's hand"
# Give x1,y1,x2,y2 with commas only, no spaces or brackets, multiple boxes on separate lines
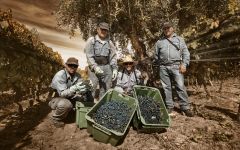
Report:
88,79,93,88
83,79,93,91
69,82,85,93
112,69,118,81
69,84,78,93
179,64,187,74
73,81,87,93
95,66,104,76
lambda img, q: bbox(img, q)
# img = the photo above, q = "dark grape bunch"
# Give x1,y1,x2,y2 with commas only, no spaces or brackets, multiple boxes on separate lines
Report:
138,96,162,124
93,101,131,133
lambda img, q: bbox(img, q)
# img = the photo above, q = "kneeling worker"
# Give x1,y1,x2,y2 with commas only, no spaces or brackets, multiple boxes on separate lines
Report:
49,57,92,127
115,55,142,96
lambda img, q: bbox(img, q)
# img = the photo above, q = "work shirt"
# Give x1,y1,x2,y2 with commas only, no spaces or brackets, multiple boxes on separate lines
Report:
155,33,190,67
51,69,82,98
84,35,118,70
115,69,141,94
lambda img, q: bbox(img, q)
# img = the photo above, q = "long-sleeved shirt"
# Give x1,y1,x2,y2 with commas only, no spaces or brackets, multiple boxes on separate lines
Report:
50,69,83,98
155,33,190,67
84,35,118,70
115,69,141,94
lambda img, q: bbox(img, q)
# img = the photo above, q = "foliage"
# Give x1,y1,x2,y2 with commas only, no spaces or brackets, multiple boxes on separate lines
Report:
57,0,240,94
0,9,63,105
57,0,174,59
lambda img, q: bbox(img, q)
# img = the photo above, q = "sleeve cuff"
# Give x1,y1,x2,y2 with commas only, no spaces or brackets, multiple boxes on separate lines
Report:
182,63,187,67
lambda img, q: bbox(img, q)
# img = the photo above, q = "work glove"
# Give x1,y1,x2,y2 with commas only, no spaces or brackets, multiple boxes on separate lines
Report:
88,80,93,90
76,81,88,93
69,82,85,93
76,85,87,93
94,66,104,76
112,69,118,81
82,79,93,91
76,81,88,94
179,64,187,74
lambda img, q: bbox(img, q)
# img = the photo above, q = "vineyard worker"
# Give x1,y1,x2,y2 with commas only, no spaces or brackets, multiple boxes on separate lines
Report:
85,22,118,99
155,22,193,117
49,57,91,127
114,55,142,96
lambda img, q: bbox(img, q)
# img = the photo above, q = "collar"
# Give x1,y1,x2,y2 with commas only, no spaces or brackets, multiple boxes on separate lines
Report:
172,33,177,37
123,69,134,76
64,68,77,81
95,35,109,44
165,33,177,38
64,69,71,80
161,33,177,39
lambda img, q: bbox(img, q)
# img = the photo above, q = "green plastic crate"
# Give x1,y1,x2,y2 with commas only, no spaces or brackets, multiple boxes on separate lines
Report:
85,89,137,146
133,85,170,133
75,101,95,128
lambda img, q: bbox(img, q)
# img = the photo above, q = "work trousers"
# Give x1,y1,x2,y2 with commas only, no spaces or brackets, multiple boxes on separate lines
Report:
159,65,189,110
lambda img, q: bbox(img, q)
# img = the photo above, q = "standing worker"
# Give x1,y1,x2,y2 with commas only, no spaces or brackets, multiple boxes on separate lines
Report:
155,22,193,117
85,22,118,99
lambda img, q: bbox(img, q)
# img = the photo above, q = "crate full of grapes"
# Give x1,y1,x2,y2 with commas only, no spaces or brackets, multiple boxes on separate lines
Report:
85,89,137,146
132,85,170,133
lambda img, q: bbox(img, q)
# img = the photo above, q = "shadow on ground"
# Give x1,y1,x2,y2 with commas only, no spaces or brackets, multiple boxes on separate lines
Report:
205,105,238,120
0,101,51,150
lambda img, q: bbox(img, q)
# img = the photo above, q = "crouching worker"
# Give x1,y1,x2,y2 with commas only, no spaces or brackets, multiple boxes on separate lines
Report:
114,55,142,96
49,57,93,127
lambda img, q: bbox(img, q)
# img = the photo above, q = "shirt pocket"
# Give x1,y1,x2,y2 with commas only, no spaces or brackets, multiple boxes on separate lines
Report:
172,39,180,50
101,44,111,57
122,81,129,88
130,76,137,85
120,76,128,88
93,44,102,56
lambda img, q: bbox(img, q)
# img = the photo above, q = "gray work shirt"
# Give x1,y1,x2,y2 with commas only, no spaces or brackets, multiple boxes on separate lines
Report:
155,33,190,67
115,69,141,93
84,35,118,70
50,69,82,98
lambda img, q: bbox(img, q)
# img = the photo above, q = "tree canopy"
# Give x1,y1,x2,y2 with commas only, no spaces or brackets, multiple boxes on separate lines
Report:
57,0,240,60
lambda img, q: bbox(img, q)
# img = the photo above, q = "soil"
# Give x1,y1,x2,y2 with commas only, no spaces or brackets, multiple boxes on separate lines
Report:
0,79,240,150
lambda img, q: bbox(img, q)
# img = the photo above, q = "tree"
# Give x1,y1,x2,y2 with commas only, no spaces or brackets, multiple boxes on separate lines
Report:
57,0,240,96
57,0,178,59
57,0,239,60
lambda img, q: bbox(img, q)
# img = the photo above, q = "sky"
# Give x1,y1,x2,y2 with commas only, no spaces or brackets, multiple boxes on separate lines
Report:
0,0,88,69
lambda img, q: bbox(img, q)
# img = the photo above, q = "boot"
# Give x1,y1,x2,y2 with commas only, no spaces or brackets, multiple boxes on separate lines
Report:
182,109,194,117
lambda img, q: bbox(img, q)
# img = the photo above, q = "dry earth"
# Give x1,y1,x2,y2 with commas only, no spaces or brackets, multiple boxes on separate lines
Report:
0,79,239,150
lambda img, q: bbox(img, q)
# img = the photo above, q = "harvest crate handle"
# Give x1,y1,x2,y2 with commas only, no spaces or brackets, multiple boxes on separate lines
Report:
118,93,130,101
93,124,112,136
138,86,149,90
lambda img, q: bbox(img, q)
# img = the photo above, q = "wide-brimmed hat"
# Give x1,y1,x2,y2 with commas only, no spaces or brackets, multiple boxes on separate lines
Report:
121,55,137,65
65,57,79,65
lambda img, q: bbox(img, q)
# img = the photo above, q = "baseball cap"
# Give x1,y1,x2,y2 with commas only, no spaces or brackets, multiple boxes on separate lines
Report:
163,22,173,28
65,57,79,65
98,22,109,30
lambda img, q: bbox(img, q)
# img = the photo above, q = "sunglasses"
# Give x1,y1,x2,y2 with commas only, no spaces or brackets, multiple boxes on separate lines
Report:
124,62,134,66
100,28,108,32
68,64,78,68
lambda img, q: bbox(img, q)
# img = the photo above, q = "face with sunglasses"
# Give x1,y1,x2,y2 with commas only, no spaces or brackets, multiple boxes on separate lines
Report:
66,64,78,75
124,62,134,72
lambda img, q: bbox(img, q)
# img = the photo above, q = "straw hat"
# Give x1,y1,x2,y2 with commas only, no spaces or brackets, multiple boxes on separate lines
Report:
121,55,137,65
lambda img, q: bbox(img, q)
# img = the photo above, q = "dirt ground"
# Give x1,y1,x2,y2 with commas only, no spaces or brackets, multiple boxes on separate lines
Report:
0,79,240,150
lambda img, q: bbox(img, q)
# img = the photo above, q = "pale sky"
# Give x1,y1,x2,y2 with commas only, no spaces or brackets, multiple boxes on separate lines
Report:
26,23,88,69
0,0,88,69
